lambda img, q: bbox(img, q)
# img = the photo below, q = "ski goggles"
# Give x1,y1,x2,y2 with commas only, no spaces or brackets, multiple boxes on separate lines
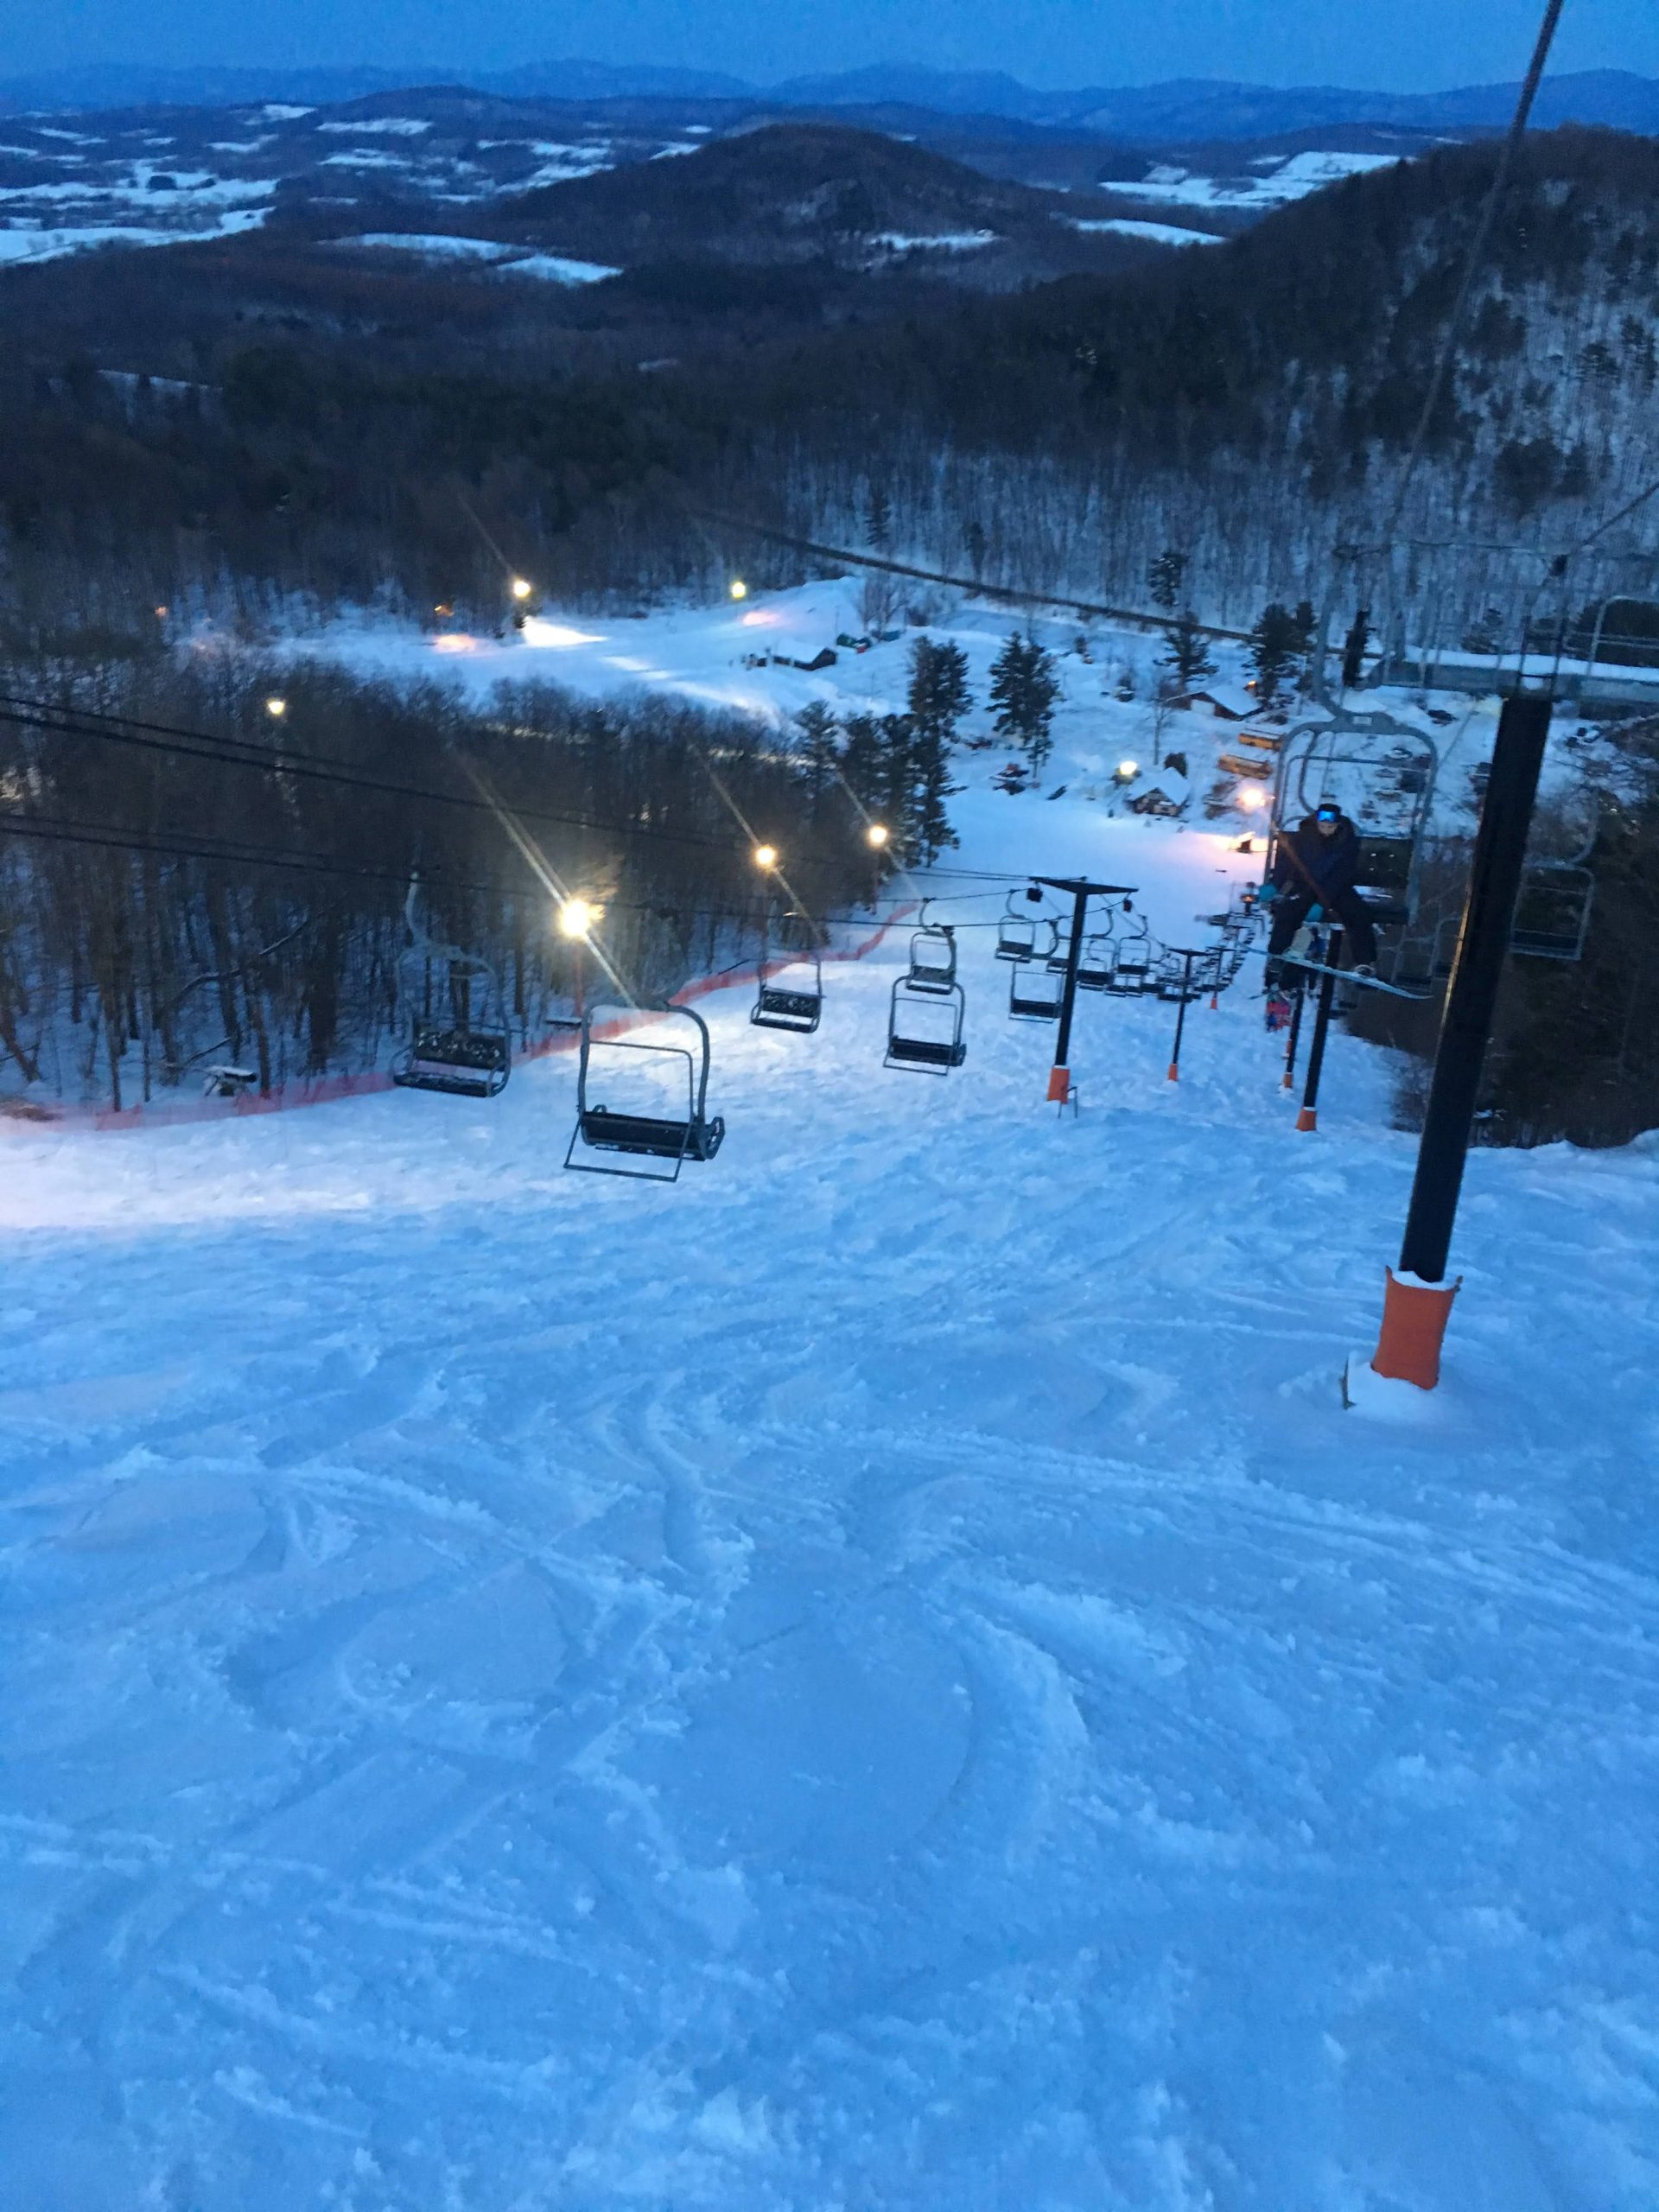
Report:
1315,804,1341,824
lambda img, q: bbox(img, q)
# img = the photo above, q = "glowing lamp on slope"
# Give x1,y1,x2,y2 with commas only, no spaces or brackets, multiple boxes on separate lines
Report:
866,823,890,849
1237,784,1268,811
729,578,749,601
511,577,534,602
753,843,779,871
1114,758,1139,783
558,899,595,939
265,696,288,719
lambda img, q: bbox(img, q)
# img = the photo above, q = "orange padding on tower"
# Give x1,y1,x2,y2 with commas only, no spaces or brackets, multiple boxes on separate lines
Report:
1371,1266,1461,1390
1046,1065,1071,1103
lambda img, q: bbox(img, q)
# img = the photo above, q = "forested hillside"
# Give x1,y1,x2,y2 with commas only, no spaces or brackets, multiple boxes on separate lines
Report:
1,128,1655,646
0,652,880,1109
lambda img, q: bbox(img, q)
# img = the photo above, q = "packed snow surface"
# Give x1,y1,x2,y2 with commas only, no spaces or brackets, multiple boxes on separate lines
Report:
3,583,1658,2208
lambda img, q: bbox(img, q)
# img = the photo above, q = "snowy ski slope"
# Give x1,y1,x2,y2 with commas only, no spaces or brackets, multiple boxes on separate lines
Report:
3,594,1659,2209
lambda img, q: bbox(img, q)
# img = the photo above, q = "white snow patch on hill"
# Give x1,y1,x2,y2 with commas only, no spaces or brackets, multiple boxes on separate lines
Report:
1069,215,1225,246
1122,148,1402,209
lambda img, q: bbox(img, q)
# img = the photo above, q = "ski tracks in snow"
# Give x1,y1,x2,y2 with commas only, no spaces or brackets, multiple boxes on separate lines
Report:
2,940,1658,2206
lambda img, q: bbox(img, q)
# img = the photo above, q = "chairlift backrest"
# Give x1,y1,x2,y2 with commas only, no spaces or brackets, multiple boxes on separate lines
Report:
565,1003,725,1180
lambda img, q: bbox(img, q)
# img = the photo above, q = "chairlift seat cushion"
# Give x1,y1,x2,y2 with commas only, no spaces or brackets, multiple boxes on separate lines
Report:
753,988,822,1027
887,1036,966,1068
581,1107,725,1161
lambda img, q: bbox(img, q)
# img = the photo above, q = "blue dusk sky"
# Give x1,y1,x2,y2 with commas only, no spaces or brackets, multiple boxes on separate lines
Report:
22,0,1658,92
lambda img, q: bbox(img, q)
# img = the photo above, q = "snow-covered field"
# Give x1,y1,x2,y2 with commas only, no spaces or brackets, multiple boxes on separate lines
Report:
1116,149,1402,212
4,583,1658,2209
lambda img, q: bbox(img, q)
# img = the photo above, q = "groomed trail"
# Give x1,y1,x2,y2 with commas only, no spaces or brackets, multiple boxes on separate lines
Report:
4,845,1659,2209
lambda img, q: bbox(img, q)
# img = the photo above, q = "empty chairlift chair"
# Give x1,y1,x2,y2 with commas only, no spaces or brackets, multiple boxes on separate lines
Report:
1510,863,1595,962
1008,960,1065,1020
886,976,967,1074
391,883,512,1099
1106,918,1154,995
907,923,958,995
564,1004,726,1183
751,927,823,1035
996,896,1050,963
1076,931,1116,992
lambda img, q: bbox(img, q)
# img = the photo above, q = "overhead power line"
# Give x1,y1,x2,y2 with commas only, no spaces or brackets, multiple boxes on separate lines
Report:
686,506,1253,645
1381,0,1567,547
0,693,856,877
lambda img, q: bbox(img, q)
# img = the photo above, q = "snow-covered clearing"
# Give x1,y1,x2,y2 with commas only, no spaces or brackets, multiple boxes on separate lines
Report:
340,235,620,283
4,583,1658,2208
0,207,270,264
1121,149,1402,211
1068,216,1225,247
872,229,999,252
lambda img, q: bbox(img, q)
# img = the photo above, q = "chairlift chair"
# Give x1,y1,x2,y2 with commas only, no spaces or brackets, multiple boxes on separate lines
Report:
564,1004,725,1182
391,880,512,1099
1008,962,1065,1021
907,924,958,995
1076,931,1116,992
1105,915,1154,995
1510,866,1595,962
752,920,823,1034
886,976,967,1073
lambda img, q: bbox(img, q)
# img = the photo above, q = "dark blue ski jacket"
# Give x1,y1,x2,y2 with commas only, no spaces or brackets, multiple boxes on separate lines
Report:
1272,813,1361,904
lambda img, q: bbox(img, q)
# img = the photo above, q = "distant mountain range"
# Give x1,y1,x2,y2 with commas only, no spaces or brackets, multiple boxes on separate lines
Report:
4,61,1658,140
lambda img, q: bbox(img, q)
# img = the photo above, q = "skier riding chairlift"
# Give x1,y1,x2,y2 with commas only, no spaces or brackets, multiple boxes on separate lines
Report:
1258,801,1379,985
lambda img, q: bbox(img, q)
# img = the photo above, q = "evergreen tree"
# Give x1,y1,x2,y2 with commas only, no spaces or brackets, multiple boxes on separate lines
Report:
838,712,886,816
1147,548,1188,613
865,482,893,550
875,714,917,843
988,632,1060,770
907,717,961,863
792,699,841,817
906,637,972,749
1248,601,1304,707
1159,609,1216,693
1340,607,1372,691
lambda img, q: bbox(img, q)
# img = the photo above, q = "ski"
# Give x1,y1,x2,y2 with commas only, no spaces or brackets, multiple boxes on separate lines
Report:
1279,957,1433,1001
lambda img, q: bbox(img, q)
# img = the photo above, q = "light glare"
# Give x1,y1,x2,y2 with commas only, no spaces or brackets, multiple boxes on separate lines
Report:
866,823,890,849
753,843,779,870
558,899,595,939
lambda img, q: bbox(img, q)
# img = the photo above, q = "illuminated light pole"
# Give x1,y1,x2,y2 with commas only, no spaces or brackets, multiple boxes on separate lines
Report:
558,898,595,1022
729,579,749,602
264,696,287,720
